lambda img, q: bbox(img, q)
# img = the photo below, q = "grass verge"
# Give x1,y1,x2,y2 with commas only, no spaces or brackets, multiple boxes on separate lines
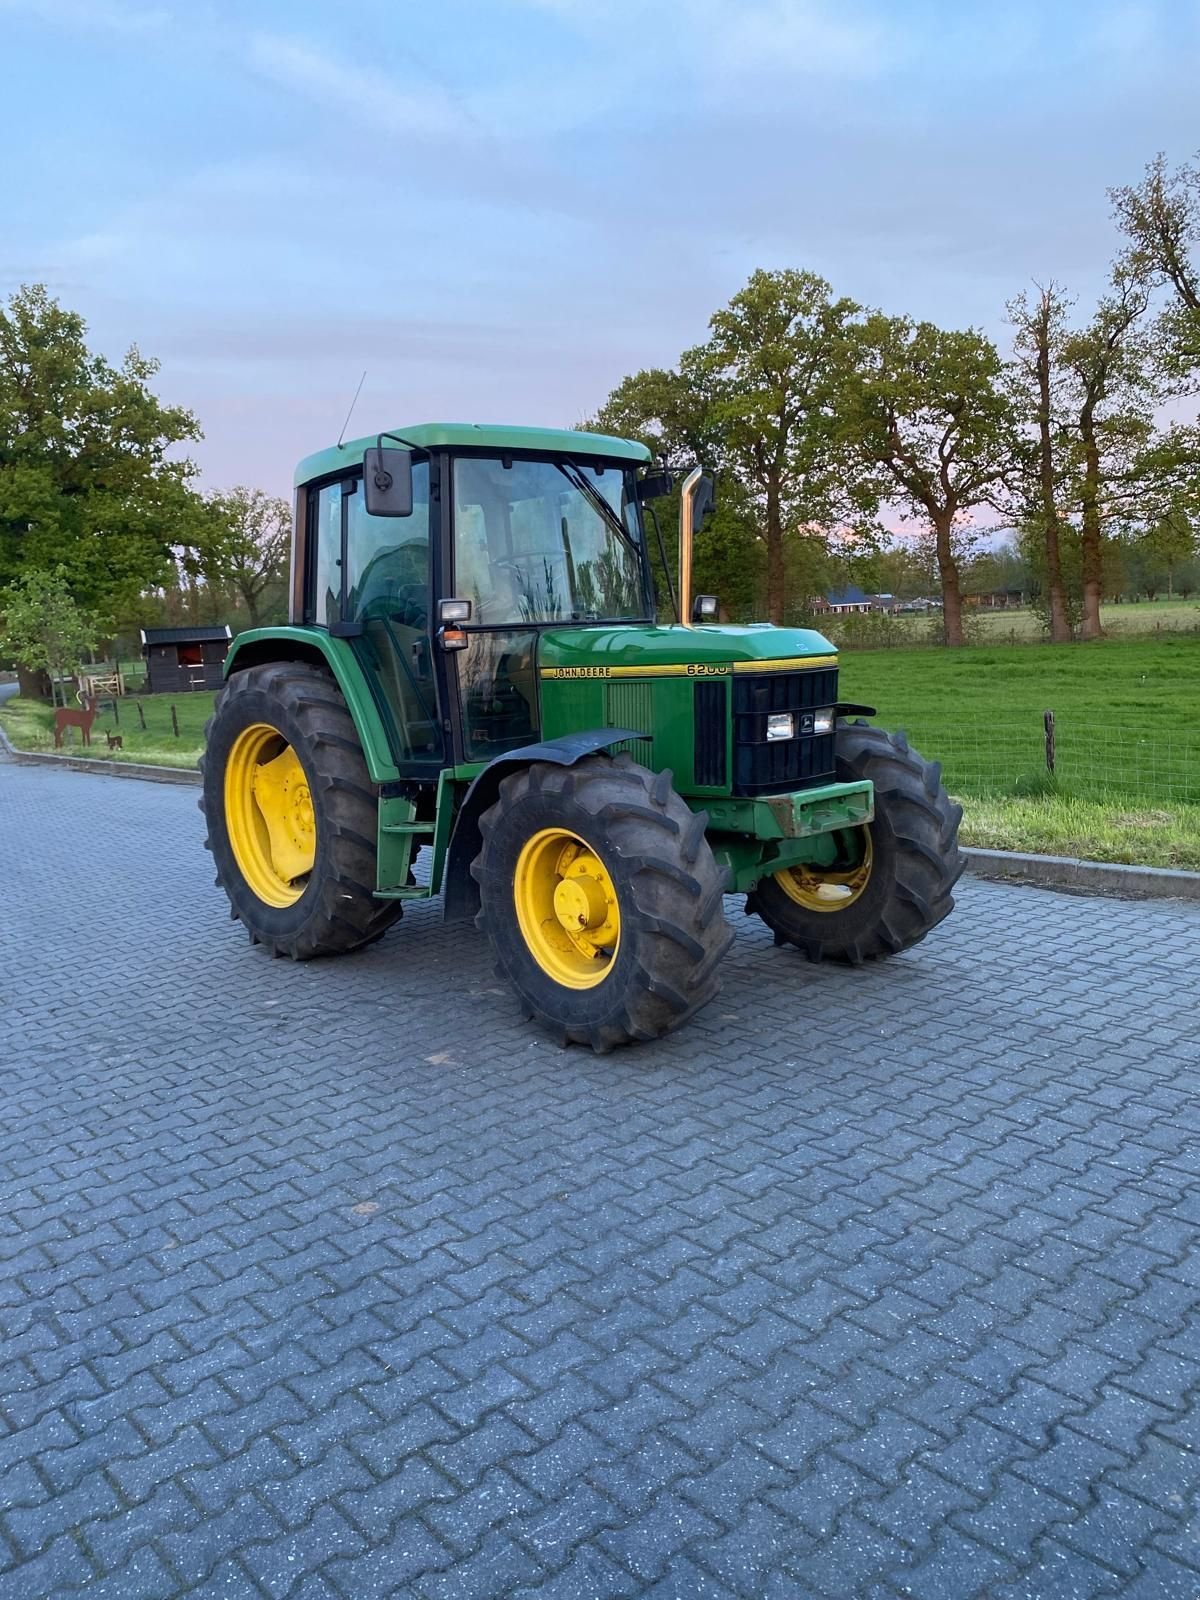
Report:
958,793,1200,871
0,693,211,769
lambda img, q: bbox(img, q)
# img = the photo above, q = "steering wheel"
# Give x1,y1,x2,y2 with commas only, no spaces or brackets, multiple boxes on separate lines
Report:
492,553,566,575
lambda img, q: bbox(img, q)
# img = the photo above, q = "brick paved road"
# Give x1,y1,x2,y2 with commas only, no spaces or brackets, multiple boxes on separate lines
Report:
2,757,1199,1599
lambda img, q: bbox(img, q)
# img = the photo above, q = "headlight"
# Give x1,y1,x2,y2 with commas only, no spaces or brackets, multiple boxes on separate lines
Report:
813,709,834,735
766,712,794,741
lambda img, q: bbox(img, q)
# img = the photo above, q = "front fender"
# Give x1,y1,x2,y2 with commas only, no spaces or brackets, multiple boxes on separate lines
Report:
225,626,402,784
443,728,645,924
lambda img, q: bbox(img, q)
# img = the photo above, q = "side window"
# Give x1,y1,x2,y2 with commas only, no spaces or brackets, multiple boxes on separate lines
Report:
308,482,343,626
343,464,442,764
345,461,431,625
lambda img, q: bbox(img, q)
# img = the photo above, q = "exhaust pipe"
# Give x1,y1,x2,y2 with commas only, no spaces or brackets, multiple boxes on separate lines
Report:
678,467,714,628
678,467,703,629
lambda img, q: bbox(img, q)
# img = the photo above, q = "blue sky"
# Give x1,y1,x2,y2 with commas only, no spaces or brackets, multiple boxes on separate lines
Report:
3,0,1198,492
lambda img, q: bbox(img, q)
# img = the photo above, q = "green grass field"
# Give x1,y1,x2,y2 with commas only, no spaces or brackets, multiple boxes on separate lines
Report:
841,636,1200,806
0,692,212,768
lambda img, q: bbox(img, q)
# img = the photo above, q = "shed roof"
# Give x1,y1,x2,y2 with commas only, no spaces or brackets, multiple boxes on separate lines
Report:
140,626,232,646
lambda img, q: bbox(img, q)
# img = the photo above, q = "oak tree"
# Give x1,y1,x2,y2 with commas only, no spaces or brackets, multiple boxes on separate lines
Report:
0,284,206,626
1111,152,1200,376
193,486,291,628
841,316,1016,646
1007,284,1075,641
1057,269,1155,639
690,269,865,624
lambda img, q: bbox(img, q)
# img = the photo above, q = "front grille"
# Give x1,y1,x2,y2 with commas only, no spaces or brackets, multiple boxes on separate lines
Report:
732,667,838,795
692,680,727,786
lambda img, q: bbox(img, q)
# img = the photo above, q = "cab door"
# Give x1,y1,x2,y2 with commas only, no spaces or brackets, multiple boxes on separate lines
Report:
305,467,443,769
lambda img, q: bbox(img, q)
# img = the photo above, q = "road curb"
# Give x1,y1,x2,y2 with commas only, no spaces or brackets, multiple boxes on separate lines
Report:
963,846,1200,902
0,731,200,786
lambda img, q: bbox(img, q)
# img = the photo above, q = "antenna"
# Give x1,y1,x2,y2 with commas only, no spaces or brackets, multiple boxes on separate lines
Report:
337,370,367,449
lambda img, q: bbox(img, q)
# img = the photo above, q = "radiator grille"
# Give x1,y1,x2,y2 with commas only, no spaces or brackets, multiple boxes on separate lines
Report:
732,667,838,795
604,680,654,765
692,680,727,786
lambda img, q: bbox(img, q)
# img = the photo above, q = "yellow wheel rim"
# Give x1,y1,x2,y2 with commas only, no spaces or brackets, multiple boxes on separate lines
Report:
774,829,873,913
224,723,316,908
513,827,621,989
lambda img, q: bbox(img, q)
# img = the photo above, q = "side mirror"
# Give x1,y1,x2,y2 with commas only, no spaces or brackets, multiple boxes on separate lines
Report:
691,474,715,532
363,447,414,517
636,470,673,502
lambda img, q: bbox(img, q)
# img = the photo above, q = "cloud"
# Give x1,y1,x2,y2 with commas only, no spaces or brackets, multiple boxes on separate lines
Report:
517,0,892,78
246,32,470,140
0,0,171,31
693,0,892,77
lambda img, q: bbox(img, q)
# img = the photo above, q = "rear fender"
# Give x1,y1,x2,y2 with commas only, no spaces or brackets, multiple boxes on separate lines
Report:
225,627,402,785
443,729,645,923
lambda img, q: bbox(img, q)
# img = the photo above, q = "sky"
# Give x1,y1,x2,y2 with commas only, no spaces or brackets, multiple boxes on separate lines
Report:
3,0,1199,494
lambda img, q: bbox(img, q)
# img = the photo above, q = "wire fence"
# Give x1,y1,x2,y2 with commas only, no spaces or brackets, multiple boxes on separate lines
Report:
897,715,1200,805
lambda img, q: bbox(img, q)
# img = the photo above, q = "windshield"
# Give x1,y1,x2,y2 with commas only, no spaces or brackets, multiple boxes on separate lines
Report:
453,456,647,625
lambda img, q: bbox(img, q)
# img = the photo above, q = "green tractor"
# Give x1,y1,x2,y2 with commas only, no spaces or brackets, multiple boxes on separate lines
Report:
201,423,962,1050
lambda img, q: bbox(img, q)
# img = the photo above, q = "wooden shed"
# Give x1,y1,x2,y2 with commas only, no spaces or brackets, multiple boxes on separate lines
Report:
140,625,231,693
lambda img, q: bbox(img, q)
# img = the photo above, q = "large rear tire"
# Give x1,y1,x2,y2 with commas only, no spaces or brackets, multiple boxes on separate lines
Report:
746,721,963,964
200,661,402,959
471,754,733,1051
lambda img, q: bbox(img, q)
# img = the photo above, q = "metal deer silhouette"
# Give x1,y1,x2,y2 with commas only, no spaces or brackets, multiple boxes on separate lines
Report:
53,693,99,748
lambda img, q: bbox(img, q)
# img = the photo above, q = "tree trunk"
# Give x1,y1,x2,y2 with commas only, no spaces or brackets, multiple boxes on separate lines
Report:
1034,321,1073,643
765,476,785,625
932,513,965,646
17,665,51,701
1078,414,1105,641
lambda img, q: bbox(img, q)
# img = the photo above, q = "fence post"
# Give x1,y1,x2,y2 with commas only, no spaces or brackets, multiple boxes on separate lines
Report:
171,704,180,739
1044,709,1056,777
136,701,146,731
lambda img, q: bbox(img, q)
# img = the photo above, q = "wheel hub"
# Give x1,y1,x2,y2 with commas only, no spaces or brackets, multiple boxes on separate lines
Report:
553,872,609,933
514,828,621,988
224,724,316,907
774,828,873,912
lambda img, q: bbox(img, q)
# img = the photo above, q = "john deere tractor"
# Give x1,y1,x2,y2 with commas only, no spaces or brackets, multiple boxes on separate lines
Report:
201,423,962,1050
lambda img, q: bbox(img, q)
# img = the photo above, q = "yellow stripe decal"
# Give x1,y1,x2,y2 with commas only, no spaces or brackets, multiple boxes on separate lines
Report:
540,655,836,680
730,656,837,673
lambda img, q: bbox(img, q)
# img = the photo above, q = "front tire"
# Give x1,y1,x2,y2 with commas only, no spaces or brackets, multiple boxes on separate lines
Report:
472,754,733,1051
747,721,963,964
200,661,402,959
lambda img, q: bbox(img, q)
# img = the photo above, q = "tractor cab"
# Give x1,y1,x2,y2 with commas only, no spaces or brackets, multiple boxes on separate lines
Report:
284,424,659,772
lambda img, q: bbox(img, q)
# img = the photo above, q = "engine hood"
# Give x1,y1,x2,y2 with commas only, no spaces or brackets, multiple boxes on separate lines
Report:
537,623,836,676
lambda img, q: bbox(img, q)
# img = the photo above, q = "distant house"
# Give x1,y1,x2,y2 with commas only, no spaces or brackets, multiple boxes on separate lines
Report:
867,592,900,614
815,586,872,615
141,625,231,693
965,587,1025,611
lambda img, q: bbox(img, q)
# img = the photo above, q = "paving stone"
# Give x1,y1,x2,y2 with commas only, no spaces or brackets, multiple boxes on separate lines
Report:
1,761,1198,1598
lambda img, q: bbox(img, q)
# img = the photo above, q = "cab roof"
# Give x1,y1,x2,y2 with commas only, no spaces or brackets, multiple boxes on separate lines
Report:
294,422,652,488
